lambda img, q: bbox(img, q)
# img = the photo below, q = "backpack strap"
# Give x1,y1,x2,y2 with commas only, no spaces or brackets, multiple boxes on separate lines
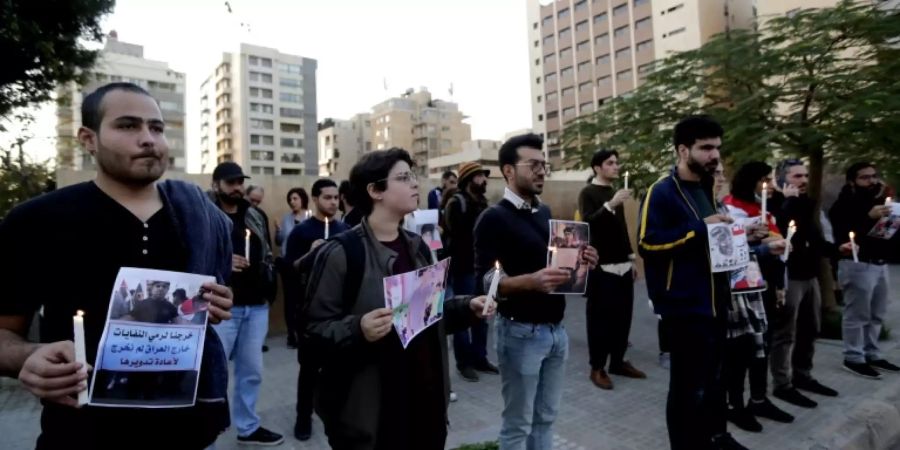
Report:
334,230,366,309
453,192,467,215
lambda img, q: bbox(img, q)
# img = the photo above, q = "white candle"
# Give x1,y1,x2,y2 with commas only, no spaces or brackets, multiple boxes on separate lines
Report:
324,216,330,239
73,310,89,406
624,171,630,190
244,229,251,260
887,197,893,206
784,220,796,261
760,182,768,223
849,231,859,263
548,246,558,268
484,261,501,316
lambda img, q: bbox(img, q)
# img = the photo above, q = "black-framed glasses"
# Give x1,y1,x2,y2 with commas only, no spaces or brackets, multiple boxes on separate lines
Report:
515,160,552,175
375,172,418,185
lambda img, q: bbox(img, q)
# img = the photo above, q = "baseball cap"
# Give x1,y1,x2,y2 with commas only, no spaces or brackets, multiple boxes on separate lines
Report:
212,161,250,182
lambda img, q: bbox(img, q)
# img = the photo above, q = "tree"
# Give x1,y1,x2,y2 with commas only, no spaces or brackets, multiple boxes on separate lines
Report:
563,1,900,200
0,0,115,120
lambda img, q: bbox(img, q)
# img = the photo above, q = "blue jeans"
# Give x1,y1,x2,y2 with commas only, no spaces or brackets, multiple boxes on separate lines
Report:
451,273,489,369
839,261,890,363
496,316,568,450
212,304,270,437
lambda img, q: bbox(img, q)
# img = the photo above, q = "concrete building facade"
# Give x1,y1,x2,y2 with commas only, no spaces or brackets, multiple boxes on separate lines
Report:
199,44,317,176
56,31,186,171
318,113,371,181
427,139,503,180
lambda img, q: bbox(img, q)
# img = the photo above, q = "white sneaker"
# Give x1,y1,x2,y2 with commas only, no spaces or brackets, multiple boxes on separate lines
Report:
659,352,671,370
449,391,458,402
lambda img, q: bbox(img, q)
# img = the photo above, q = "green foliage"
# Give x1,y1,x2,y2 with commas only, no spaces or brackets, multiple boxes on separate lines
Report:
0,0,115,118
0,150,55,219
563,1,900,197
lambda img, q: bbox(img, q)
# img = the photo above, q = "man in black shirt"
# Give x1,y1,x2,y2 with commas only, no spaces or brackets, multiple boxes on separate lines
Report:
0,82,234,449
209,162,284,446
474,134,598,450
579,149,645,391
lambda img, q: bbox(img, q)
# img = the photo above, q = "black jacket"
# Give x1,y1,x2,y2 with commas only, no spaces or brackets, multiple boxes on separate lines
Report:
829,185,894,262
774,193,836,280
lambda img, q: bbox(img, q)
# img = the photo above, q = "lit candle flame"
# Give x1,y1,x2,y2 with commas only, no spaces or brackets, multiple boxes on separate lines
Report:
245,229,250,238
495,261,500,270
76,310,84,317
849,231,856,240
789,220,795,228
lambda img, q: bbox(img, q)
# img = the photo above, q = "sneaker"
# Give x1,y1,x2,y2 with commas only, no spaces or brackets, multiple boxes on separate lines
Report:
712,432,749,450
727,406,763,432
262,345,269,353
458,366,479,382
659,352,671,370
773,387,817,408
609,361,647,379
590,369,613,390
473,360,500,374
843,361,882,379
238,427,284,446
286,336,298,350
867,358,900,373
747,397,794,423
293,417,311,441
449,391,458,402
794,378,838,397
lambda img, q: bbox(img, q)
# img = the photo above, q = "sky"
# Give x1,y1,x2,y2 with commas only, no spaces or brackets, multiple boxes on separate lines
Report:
3,0,534,172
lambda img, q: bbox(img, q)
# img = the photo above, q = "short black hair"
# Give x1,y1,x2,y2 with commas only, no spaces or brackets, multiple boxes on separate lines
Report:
590,149,618,168
442,170,457,180
82,82,153,132
286,187,309,209
673,115,723,152
731,161,772,203
498,133,544,180
311,178,338,197
845,161,876,183
349,148,415,215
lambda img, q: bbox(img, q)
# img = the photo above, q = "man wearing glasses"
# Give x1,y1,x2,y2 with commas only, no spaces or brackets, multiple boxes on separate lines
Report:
829,162,898,378
474,133,599,450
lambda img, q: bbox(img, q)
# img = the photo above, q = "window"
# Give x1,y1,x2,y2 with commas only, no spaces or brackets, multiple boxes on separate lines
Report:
558,27,571,41
537,95,542,103
595,32,609,46
665,3,684,14
575,0,587,12
614,25,629,38
280,107,303,118
545,72,557,83
636,39,653,52
560,66,573,77
593,12,608,24
263,167,275,175
282,152,303,163
279,63,302,74
638,62,656,77
546,91,558,102
250,150,274,161
281,138,303,148
578,60,591,73
280,92,302,103
558,7,569,20
536,76,541,84
280,78,301,88
597,75,611,86
616,46,631,59
544,53,556,64
575,20,588,34
249,87,273,99
576,40,589,52
538,114,543,121
579,81,592,93
260,58,272,68
250,103,274,114
559,47,572,60
250,134,274,145
543,35,554,46
248,56,259,66
666,27,686,37
634,0,649,6
613,3,628,16
596,54,610,65
249,72,272,83
250,119,274,130
562,107,576,118
282,168,301,175
598,96,610,106
547,110,559,119
580,102,594,113
635,17,651,29
534,40,539,48
542,15,553,28
280,122,302,133
562,87,574,97
616,69,633,81
159,101,180,112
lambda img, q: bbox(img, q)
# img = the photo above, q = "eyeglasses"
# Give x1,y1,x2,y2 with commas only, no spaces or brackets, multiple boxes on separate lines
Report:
376,172,418,185
515,160,552,175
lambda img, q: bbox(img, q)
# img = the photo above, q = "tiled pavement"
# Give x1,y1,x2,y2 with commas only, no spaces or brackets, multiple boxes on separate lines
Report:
3,268,900,450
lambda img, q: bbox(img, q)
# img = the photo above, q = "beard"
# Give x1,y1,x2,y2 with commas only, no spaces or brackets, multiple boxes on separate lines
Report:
217,190,243,205
471,181,487,195
687,154,718,178
95,144,166,187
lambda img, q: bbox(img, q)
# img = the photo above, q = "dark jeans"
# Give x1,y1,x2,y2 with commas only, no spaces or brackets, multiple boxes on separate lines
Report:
666,314,727,450
659,317,672,353
586,269,634,370
296,334,323,423
450,272,489,369
724,334,768,408
281,267,300,345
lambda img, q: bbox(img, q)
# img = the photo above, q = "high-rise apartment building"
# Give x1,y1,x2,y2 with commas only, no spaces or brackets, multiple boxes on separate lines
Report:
56,31,186,171
318,113,372,181
199,44,317,175
527,0,754,166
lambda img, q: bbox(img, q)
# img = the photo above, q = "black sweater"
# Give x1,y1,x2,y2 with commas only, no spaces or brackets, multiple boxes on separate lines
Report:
474,199,564,324
774,193,836,280
829,186,894,262
579,184,631,264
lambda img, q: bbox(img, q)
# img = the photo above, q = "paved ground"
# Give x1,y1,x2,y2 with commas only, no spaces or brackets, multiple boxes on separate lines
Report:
3,268,900,450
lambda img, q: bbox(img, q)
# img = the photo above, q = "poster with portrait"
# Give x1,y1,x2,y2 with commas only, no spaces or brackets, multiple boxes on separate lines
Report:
868,202,900,240
383,258,451,349
730,260,767,294
89,268,215,408
404,209,442,251
708,223,750,273
547,220,591,294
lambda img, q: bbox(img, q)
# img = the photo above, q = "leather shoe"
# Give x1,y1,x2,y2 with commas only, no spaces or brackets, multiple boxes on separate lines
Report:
590,369,613,390
609,361,647,379
474,360,500,374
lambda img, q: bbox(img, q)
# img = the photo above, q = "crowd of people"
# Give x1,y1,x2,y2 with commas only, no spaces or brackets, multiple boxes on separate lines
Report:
0,83,896,450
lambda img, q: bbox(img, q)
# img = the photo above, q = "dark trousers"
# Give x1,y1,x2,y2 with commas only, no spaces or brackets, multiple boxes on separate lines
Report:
724,334,768,408
666,314,727,450
586,269,634,370
450,272,489,369
281,268,299,345
659,317,672,353
296,335,323,423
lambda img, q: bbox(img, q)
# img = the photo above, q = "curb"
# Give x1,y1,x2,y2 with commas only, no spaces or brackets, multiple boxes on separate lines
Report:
808,376,900,450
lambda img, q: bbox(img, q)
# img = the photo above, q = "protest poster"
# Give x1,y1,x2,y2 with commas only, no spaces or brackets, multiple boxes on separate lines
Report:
730,260,767,294
708,223,750,273
404,209,442,251
547,219,590,294
868,202,900,240
89,268,215,408
383,258,450,349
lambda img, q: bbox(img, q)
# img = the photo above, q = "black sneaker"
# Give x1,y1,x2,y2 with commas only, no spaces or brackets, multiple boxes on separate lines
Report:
747,397,794,423
262,345,269,353
294,417,311,441
843,361,882,379
773,387,817,408
238,426,284,446
793,378,838,397
727,406,763,432
458,366,479,382
473,360,500,374
867,358,900,373
711,432,749,450
286,335,298,350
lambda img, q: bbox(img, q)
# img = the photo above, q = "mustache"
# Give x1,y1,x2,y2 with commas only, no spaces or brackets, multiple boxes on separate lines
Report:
132,149,162,160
